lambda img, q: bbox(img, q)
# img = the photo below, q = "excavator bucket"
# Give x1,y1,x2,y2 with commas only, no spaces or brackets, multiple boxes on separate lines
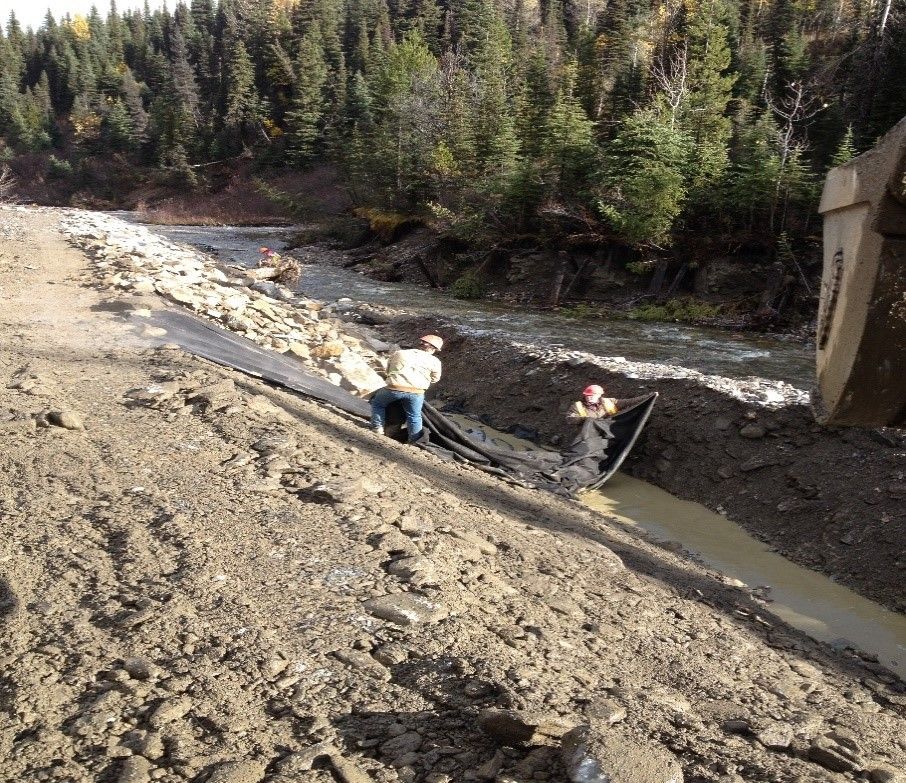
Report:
816,117,906,427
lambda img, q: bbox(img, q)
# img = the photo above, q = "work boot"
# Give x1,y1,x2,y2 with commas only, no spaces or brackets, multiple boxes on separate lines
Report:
371,425,384,436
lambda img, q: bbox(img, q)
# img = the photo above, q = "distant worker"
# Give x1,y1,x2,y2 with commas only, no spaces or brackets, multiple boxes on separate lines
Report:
568,384,647,419
370,335,444,442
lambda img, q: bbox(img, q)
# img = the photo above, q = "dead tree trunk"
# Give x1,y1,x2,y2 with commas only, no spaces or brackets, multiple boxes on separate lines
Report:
663,262,689,299
693,260,710,295
647,259,670,297
756,263,786,316
560,258,594,301
548,251,569,306
416,251,442,288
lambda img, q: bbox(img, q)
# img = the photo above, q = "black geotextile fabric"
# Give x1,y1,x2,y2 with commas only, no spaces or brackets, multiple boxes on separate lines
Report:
151,309,657,496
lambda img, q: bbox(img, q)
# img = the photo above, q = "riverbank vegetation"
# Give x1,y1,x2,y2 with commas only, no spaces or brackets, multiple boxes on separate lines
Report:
1,0,903,322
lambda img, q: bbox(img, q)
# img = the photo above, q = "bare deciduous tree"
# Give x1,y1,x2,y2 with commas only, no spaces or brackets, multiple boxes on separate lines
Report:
764,80,823,169
651,43,689,128
764,79,824,229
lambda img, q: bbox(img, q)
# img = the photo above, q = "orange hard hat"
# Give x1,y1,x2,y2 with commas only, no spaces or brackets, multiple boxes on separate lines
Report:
420,334,444,351
583,384,604,397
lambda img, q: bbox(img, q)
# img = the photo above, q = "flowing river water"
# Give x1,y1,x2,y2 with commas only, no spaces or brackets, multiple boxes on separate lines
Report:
133,218,906,678
139,221,817,386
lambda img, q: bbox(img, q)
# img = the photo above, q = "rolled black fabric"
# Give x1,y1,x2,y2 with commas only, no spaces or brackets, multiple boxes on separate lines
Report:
151,309,657,496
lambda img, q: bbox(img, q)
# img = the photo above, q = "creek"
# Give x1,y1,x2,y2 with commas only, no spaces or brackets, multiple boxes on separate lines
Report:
132,217,905,678
137,221,816,387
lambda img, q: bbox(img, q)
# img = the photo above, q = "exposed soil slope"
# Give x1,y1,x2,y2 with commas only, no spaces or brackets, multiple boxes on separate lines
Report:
385,317,906,615
0,207,904,783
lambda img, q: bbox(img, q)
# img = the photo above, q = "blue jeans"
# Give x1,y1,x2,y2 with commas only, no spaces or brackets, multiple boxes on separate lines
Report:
370,388,425,441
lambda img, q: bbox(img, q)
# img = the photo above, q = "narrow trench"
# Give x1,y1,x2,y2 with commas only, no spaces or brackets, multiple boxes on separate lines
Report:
446,412,906,680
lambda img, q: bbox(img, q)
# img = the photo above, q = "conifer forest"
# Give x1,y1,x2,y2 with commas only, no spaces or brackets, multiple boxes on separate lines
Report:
1,0,904,301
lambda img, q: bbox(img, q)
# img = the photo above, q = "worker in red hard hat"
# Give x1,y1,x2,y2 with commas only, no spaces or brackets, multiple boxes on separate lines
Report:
370,334,444,442
568,384,624,419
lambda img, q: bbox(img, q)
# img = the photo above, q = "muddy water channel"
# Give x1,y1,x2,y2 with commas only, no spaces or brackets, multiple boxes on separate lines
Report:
132,218,905,678
585,480,906,676
454,416,906,678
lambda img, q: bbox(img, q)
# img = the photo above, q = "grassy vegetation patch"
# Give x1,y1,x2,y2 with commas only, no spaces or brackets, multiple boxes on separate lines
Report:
627,298,722,323
353,207,422,242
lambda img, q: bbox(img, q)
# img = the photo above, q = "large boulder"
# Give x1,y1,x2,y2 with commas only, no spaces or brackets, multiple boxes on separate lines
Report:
319,352,385,395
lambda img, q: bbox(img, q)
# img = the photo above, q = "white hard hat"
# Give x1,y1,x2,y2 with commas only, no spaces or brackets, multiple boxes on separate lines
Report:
420,334,444,351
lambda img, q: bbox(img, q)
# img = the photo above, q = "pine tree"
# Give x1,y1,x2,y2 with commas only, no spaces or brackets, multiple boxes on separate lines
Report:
679,0,737,197
601,108,688,245
104,97,134,149
767,0,807,96
437,52,476,180
107,0,125,63
341,70,374,198
168,26,200,142
543,60,598,197
121,66,149,147
284,24,328,165
733,10,768,103
517,49,554,147
830,125,857,166
726,108,781,231
220,16,261,151
591,0,645,124
264,40,295,118
368,31,440,201
472,10,519,181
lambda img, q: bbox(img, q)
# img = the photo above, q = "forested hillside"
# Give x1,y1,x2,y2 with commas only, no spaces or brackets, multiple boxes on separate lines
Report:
1,0,904,291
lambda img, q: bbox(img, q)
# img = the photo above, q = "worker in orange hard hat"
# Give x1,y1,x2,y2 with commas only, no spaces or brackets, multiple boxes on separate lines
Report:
568,384,625,419
370,334,444,442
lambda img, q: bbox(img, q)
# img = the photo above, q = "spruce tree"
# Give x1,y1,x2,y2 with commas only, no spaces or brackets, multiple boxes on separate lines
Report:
368,31,440,201
472,10,519,181
602,108,688,245
830,125,857,166
680,0,736,197
725,108,781,232
543,60,598,198
284,24,328,165
104,97,134,149
221,18,261,151
121,66,149,147
516,44,554,158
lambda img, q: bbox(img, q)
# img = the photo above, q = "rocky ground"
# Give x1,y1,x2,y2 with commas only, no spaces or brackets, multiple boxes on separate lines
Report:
1,205,905,783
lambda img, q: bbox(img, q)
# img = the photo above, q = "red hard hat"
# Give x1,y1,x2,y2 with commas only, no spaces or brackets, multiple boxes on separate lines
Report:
259,246,271,254
583,384,604,396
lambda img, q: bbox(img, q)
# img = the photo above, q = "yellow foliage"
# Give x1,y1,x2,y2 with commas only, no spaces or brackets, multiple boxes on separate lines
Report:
68,15,91,41
353,207,418,241
262,118,284,138
72,111,102,142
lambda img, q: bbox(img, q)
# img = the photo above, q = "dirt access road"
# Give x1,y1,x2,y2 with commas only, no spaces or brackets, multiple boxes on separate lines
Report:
0,206,904,783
